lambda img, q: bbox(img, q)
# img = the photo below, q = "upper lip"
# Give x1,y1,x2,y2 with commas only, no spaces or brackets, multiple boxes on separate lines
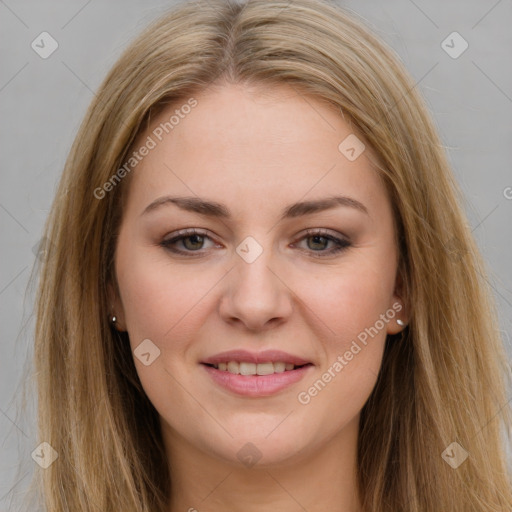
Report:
201,349,312,366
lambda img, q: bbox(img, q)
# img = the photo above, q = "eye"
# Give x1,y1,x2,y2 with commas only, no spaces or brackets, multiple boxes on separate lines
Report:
292,229,351,257
160,228,218,255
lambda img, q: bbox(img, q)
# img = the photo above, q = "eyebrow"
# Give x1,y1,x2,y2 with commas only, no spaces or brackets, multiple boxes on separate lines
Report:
141,194,369,220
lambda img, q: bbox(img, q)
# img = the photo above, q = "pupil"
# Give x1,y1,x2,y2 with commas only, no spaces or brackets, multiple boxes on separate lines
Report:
309,235,327,250
184,235,203,250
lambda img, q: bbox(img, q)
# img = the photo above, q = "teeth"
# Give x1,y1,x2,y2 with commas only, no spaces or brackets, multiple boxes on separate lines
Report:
212,361,303,375
227,361,239,374
273,362,286,373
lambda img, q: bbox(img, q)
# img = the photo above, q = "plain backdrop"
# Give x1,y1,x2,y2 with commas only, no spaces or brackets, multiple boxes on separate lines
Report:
1,0,511,509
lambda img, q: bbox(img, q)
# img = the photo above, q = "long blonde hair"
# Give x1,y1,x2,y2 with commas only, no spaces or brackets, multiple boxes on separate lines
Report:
24,0,512,510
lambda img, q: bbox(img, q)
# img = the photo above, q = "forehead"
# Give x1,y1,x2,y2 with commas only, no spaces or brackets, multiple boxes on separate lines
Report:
152,83,361,160
122,82,388,221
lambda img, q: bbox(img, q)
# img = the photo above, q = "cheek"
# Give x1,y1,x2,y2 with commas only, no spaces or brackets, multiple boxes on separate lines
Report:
294,269,391,428
115,239,214,348
115,245,216,420
290,250,396,406
302,275,389,378
294,256,396,343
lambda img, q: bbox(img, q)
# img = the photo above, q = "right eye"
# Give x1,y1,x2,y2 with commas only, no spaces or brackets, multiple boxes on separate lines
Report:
160,228,219,255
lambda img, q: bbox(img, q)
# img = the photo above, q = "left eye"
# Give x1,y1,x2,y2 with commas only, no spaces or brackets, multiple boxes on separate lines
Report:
160,228,351,257
293,230,351,256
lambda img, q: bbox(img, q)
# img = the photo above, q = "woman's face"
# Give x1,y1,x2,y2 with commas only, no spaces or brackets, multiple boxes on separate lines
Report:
111,83,405,468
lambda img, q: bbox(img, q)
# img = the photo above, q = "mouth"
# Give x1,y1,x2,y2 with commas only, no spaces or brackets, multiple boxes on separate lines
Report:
200,359,314,397
201,361,313,376
200,349,314,396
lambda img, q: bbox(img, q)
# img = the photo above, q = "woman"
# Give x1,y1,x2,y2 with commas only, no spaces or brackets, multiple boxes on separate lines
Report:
30,0,512,510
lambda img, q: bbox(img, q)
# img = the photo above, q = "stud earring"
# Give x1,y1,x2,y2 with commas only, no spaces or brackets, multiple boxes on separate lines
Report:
110,314,124,333
397,318,406,327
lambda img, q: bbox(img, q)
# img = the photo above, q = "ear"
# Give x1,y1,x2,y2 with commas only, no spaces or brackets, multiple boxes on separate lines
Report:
386,265,409,335
107,280,127,332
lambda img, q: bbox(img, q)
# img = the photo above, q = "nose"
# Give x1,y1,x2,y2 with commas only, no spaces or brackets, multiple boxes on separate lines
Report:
218,249,293,332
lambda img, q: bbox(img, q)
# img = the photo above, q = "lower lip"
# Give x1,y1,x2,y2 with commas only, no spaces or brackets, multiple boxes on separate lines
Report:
201,364,314,397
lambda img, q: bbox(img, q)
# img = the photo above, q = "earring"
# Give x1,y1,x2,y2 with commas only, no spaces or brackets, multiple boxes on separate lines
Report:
110,314,124,332
397,318,406,327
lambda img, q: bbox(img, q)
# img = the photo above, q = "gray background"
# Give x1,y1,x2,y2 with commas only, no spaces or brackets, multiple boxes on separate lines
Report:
1,0,511,509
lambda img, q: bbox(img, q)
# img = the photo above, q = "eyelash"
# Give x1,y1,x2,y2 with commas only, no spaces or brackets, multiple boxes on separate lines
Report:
160,228,351,258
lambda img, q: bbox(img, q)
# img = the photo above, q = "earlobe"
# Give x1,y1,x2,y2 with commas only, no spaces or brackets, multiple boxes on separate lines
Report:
386,298,408,335
107,281,127,332
387,269,409,335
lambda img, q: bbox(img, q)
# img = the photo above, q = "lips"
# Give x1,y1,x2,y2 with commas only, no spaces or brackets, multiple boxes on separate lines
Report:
201,349,312,366
201,361,314,397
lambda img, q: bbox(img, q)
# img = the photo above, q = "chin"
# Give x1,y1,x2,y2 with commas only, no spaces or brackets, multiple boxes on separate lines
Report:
208,430,311,469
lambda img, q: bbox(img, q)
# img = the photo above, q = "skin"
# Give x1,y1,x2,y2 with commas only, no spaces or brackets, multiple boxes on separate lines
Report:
110,82,407,512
